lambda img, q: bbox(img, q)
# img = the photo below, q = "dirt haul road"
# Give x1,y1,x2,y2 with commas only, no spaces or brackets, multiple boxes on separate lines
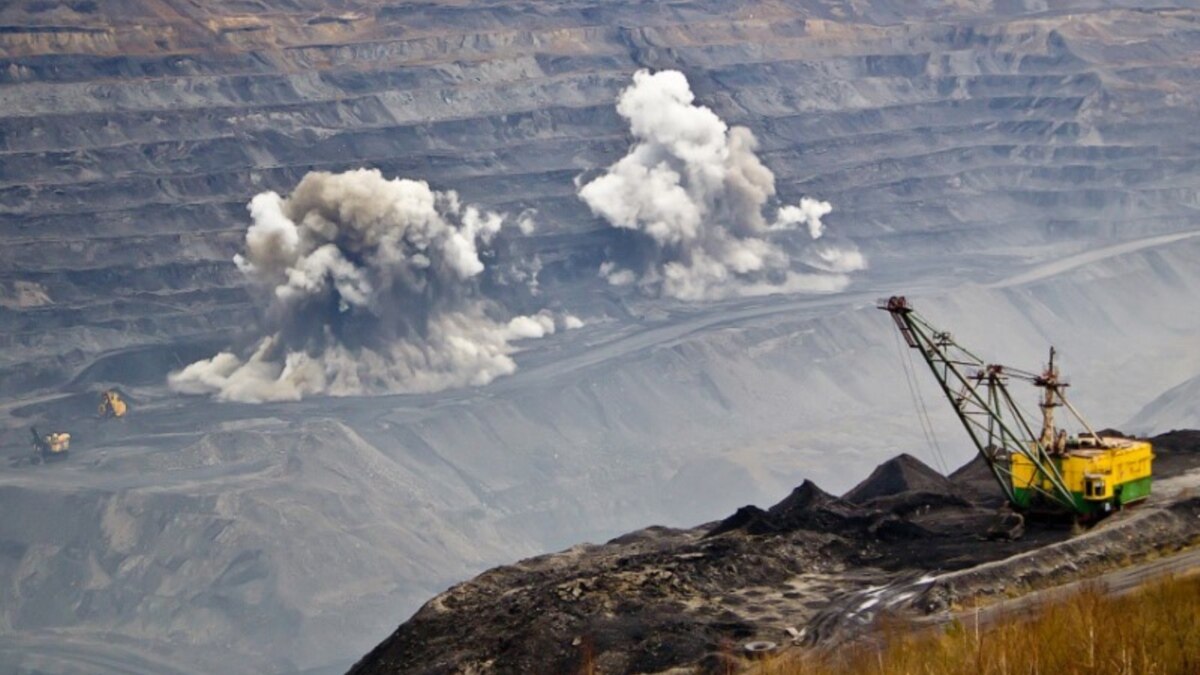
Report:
805,465,1200,649
933,546,1200,631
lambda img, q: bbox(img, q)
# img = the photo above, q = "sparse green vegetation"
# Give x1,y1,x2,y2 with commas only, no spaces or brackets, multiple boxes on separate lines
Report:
764,574,1200,675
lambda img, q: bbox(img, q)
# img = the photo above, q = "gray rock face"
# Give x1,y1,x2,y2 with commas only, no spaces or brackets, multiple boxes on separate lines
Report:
4,1,1200,393
3,2,1200,673
1131,375,1200,432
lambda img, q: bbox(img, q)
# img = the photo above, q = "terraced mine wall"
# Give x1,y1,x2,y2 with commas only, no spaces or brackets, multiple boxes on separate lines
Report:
5,1,1200,394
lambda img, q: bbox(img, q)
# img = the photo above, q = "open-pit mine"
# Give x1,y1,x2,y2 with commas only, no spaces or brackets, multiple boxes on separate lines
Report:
2,2,1200,674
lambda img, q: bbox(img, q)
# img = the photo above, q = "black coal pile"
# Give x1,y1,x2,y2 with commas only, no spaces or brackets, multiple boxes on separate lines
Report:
706,480,870,537
844,453,955,504
350,453,1069,675
948,454,1007,506
350,523,824,675
1147,430,1200,474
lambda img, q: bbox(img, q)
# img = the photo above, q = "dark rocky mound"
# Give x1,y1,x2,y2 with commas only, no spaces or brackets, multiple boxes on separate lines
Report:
704,504,773,537
350,452,1080,675
767,480,874,530
843,453,955,504
706,480,869,537
769,479,841,514
352,437,1200,674
948,454,1007,505
708,458,997,541
1148,430,1200,474
1149,430,1200,453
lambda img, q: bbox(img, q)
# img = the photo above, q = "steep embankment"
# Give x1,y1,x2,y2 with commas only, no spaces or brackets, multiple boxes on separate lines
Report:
1130,377,1200,432
350,433,1200,674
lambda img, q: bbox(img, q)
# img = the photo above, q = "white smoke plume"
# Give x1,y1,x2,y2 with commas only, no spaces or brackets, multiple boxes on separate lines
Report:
170,168,574,403
579,69,865,300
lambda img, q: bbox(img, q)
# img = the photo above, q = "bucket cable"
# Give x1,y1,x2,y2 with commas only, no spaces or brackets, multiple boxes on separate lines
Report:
907,344,949,474
892,326,948,474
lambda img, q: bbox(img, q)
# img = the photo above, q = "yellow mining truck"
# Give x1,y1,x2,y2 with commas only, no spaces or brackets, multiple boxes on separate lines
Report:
98,389,128,419
30,426,70,463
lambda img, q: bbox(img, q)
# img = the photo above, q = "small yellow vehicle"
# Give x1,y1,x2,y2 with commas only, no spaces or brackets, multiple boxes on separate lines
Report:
98,389,128,419
30,426,70,463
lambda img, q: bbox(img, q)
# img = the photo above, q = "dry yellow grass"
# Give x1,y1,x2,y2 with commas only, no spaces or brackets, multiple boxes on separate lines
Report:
573,575,1200,674
754,574,1200,675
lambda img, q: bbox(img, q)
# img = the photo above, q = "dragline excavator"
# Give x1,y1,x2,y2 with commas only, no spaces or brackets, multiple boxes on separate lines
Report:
881,296,1153,519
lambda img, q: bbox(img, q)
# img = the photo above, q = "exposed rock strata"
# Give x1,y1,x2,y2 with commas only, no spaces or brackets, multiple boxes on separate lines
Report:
5,2,1200,395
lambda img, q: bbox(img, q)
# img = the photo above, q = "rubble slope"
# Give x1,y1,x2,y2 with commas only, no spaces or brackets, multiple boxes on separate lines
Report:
350,432,1200,674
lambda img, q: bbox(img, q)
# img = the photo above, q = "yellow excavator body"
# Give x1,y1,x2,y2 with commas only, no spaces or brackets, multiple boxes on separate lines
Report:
31,426,70,459
99,390,127,418
46,432,70,453
1010,439,1153,514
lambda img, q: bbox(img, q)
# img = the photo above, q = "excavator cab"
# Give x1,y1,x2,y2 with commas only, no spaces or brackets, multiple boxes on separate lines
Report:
1083,474,1112,501
98,389,127,419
